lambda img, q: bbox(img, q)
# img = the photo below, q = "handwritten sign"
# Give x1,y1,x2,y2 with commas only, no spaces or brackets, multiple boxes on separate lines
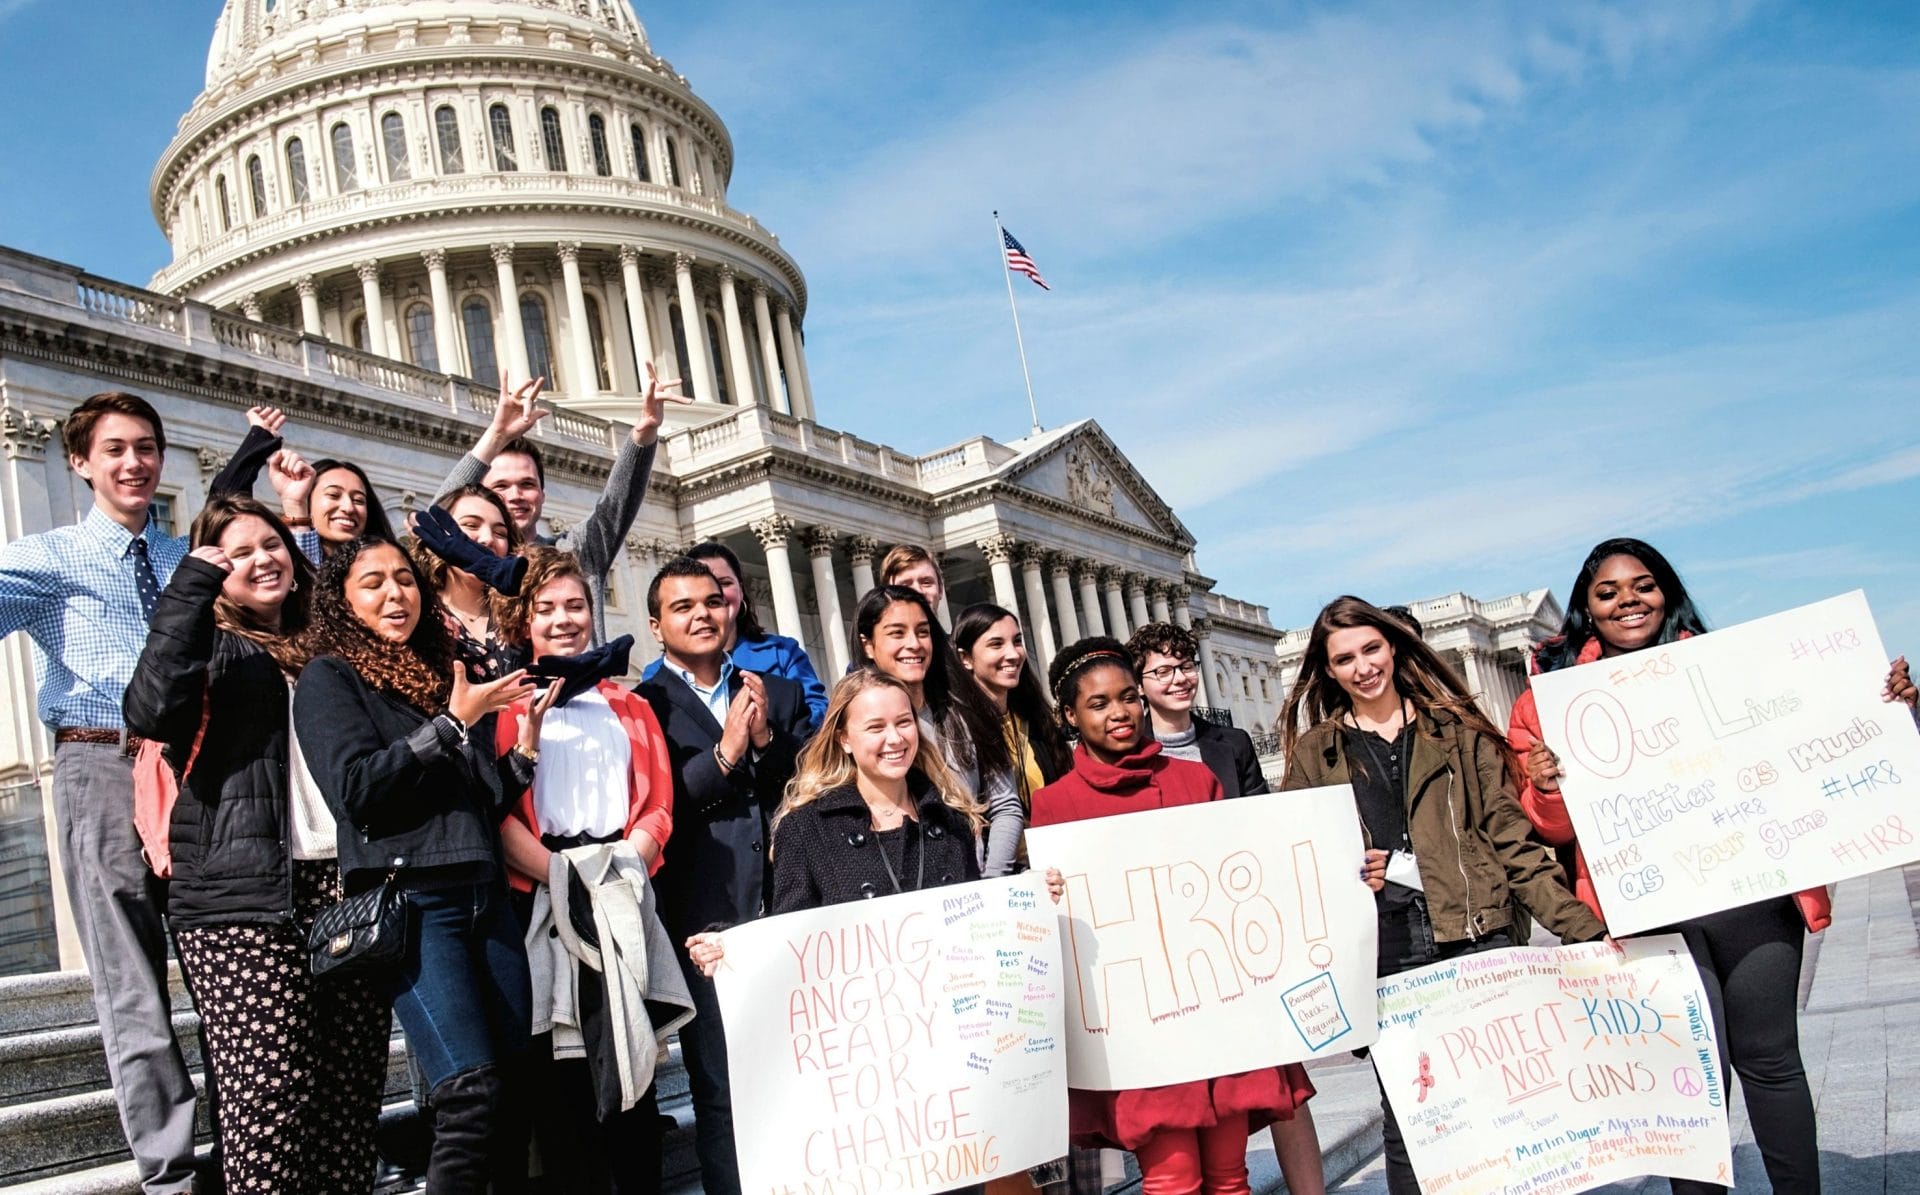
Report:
1372,936,1731,1194
1024,789,1378,1090
1530,590,1920,935
715,875,1068,1195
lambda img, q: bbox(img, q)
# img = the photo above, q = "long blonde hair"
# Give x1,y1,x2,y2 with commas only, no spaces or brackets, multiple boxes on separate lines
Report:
773,669,984,842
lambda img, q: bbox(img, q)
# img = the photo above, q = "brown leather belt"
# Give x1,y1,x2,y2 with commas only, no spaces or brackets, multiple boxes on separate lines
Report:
54,728,147,756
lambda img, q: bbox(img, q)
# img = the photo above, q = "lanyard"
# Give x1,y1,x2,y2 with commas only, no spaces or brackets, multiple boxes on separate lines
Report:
874,821,927,895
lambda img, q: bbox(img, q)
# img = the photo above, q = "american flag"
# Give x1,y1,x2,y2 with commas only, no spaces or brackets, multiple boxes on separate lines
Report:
1002,228,1050,290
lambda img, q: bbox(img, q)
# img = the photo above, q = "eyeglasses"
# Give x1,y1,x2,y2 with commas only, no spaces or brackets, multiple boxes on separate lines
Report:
1140,660,1200,684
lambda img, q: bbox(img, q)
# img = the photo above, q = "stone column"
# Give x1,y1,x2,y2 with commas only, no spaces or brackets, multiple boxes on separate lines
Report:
1102,567,1131,639
750,282,788,415
617,245,656,378
1126,575,1152,631
293,275,323,335
645,267,675,376
1075,563,1107,638
718,266,759,407
847,535,880,599
674,254,718,403
1149,581,1172,625
1193,617,1222,711
623,536,662,660
751,515,806,644
790,319,817,420
1018,544,1058,671
1049,556,1083,646
353,259,390,357
803,526,851,677
238,293,263,321
1459,647,1505,727
422,249,456,374
774,300,810,420
1170,586,1194,630
978,534,1022,614
557,242,599,397
491,242,531,381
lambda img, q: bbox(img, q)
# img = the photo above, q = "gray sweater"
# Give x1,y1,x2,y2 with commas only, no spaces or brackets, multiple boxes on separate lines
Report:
440,436,657,646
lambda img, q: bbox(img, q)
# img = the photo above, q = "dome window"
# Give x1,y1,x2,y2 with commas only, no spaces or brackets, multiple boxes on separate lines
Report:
584,295,612,389
350,315,370,352
521,294,556,384
663,135,681,187
246,155,267,217
285,137,310,203
381,112,411,182
214,175,232,232
462,297,498,381
667,303,694,391
539,106,568,173
489,104,518,172
588,114,612,178
406,304,439,371
705,312,731,404
435,106,464,175
629,123,651,183
330,122,359,193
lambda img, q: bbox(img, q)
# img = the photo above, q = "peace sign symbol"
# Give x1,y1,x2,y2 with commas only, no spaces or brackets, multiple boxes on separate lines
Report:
1672,1066,1704,1097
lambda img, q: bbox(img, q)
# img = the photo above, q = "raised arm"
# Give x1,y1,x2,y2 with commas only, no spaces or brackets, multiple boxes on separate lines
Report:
441,375,549,496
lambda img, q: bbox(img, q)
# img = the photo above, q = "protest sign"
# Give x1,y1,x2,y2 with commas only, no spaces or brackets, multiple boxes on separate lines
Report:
1529,590,1920,935
1024,788,1378,1090
714,875,1068,1195
1371,936,1731,1194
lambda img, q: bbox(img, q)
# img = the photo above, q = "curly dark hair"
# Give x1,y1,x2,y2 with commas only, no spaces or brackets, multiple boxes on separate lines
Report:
290,535,456,712
1123,621,1199,673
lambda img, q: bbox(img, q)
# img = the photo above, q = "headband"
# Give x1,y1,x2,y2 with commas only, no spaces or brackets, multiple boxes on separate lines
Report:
1052,649,1133,705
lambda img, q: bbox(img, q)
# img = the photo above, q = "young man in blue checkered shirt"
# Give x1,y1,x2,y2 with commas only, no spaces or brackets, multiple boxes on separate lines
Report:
0,392,203,1194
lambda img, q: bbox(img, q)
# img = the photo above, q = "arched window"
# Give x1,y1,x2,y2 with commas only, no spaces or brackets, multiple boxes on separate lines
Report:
705,312,731,404
246,154,267,217
584,295,612,390
588,114,611,177
629,123,651,182
285,137,310,203
667,303,693,393
521,293,555,384
214,175,232,231
539,105,568,172
435,106,464,174
489,103,518,171
330,121,359,192
381,111,410,181
663,135,681,186
350,315,370,352
405,303,439,371
462,297,498,381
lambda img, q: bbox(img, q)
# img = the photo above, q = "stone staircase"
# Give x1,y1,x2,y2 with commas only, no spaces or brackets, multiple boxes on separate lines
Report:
0,966,701,1193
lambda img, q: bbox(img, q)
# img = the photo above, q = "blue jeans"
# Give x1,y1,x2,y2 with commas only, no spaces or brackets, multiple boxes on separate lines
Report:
389,878,533,1089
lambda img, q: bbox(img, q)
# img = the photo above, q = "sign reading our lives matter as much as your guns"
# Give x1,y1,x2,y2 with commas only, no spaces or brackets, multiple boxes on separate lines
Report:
1024,789,1378,1090
1530,590,1920,936
714,874,1068,1195
1373,937,1731,1194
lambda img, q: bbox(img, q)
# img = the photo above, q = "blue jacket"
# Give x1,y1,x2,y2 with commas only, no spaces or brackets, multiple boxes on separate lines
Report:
642,631,827,729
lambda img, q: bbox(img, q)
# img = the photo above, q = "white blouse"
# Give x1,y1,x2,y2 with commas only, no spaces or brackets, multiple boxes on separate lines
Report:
533,686,632,839
286,686,339,862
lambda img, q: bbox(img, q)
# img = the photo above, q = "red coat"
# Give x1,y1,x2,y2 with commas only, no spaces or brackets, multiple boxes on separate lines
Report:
1507,635,1831,934
1030,742,1315,1150
496,679,675,892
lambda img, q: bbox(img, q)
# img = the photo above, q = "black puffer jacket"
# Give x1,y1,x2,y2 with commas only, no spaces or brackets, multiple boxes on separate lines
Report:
769,776,982,913
293,655,528,892
123,555,294,929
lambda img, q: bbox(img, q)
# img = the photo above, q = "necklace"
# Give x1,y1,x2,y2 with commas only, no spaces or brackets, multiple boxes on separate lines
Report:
874,817,927,894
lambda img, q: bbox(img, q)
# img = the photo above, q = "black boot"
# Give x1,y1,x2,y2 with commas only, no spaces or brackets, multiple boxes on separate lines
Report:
425,1064,501,1195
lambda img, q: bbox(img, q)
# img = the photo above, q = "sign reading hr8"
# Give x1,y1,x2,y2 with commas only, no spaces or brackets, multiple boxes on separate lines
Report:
1528,590,1920,936
1026,791,1380,1090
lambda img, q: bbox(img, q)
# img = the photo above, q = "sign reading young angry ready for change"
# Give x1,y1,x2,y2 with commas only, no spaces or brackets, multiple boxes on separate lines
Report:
1025,789,1378,1090
1529,590,1920,936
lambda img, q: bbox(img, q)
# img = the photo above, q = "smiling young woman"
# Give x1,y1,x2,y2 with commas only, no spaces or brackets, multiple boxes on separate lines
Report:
953,603,1072,860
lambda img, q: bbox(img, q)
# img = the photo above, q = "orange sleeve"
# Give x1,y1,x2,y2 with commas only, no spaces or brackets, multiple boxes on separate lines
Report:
624,694,675,871
1506,688,1575,846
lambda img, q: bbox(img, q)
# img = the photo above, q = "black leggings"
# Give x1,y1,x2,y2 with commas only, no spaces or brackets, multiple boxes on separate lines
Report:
1665,897,1818,1194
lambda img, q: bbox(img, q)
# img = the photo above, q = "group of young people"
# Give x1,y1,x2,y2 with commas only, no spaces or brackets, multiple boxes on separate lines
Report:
3,386,1915,1195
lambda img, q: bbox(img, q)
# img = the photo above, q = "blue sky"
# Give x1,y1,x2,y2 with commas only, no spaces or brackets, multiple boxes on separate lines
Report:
2,1,1916,650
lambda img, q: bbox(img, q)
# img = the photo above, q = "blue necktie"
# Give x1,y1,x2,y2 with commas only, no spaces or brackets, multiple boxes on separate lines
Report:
129,537,160,624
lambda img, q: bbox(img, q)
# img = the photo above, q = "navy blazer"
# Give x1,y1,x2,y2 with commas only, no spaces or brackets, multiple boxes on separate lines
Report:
638,664,811,937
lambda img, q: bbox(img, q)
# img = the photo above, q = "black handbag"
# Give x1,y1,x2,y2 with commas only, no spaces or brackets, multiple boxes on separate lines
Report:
309,871,408,979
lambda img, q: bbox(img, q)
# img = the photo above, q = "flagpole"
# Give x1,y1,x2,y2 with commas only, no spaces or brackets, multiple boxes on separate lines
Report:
994,210,1043,436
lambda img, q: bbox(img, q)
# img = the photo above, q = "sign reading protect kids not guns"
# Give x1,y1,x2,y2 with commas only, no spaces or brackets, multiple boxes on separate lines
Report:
1372,937,1731,1194
1529,590,1920,936
1024,789,1378,1090
713,875,1068,1195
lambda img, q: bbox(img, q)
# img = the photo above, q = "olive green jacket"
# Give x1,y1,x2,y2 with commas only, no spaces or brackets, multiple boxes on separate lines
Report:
1285,709,1605,947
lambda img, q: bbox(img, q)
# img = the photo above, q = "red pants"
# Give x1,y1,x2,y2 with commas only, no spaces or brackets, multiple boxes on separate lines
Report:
1135,1118,1252,1195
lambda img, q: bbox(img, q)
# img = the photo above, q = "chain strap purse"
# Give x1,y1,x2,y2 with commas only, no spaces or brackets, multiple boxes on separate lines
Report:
308,869,407,979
